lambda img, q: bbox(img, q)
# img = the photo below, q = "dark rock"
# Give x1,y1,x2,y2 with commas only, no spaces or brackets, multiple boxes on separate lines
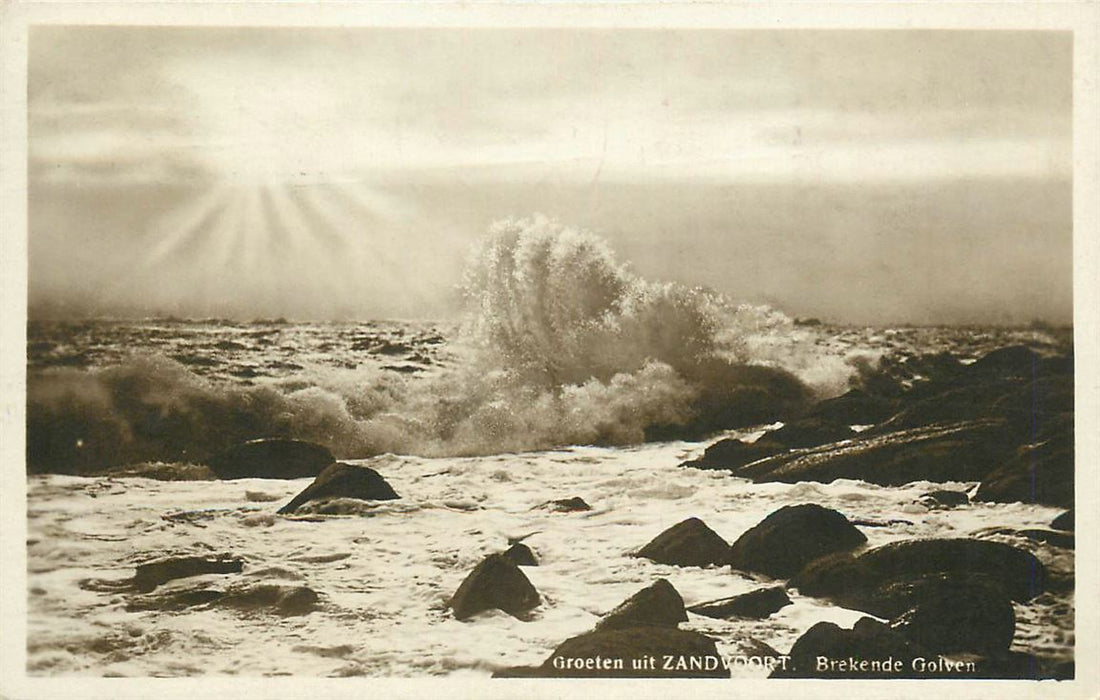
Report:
850,352,963,400
277,462,399,514
125,587,227,612
125,583,319,616
791,538,1046,606
494,627,729,678
1006,528,1075,549
965,345,1041,380
218,584,320,616
993,378,1074,434
850,517,915,528
132,555,244,593
1051,510,1074,531
652,360,813,438
728,504,866,578
775,613,1046,679
596,579,687,631
974,429,1074,508
772,617,927,678
501,543,538,567
807,389,897,426
734,420,1015,486
634,517,730,568
905,351,967,383
919,489,969,508
538,496,592,512
883,382,1020,430
449,553,540,621
888,579,1016,654
688,586,791,619
766,418,855,448
206,439,334,480
680,438,786,471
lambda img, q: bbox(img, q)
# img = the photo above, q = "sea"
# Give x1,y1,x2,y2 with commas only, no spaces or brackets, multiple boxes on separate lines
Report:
23,223,1075,677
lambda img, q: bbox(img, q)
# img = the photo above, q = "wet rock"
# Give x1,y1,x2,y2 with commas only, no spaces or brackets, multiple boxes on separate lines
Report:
888,579,1016,654
206,439,334,480
919,489,969,509
688,586,791,619
734,420,1015,486
278,462,400,514
218,584,320,616
501,543,538,567
1051,510,1074,531
965,345,1041,380
882,350,1071,436
772,617,927,678
991,528,1075,550
791,538,1046,606
885,381,1024,430
449,553,540,621
680,438,785,471
974,430,1073,508
125,586,226,612
728,504,866,578
766,418,855,449
125,583,319,616
595,579,687,631
634,517,730,568
807,389,897,426
494,627,729,678
132,555,244,593
538,496,592,512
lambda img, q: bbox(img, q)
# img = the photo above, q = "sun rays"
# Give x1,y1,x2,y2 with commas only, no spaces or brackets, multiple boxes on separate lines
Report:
97,175,466,320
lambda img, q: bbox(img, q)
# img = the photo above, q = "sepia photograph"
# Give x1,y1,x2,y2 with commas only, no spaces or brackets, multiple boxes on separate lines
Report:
2,3,1098,698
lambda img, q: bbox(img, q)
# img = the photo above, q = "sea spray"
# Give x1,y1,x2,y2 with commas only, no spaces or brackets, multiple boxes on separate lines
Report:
26,216,863,471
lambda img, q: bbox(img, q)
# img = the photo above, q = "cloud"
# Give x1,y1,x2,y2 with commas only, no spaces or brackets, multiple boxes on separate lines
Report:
29,27,1071,187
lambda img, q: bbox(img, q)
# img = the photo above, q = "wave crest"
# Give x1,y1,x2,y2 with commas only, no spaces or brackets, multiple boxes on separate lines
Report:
27,216,858,471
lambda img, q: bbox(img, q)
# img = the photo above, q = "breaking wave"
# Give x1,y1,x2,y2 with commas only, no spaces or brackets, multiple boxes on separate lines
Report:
27,216,862,472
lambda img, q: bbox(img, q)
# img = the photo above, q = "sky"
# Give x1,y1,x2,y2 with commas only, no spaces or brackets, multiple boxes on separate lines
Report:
28,27,1073,324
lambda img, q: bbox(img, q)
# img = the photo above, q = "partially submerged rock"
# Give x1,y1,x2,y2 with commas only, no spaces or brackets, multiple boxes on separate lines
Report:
680,438,786,471
728,504,866,579
688,586,792,620
772,618,927,679
207,439,334,480
974,429,1074,508
126,583,319,616
791,538,1047,608
888,579,1016,654
806,389,897,426
733,420,1015,486
919,489,970,509
537,496,592,512
278,462,400,514
595,579,687,631
132,555,244,593
501,542,538,567
765,418,855,449
634,517,730,567
449,553,540,621
1051,510,1074,531
218,584,320,616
